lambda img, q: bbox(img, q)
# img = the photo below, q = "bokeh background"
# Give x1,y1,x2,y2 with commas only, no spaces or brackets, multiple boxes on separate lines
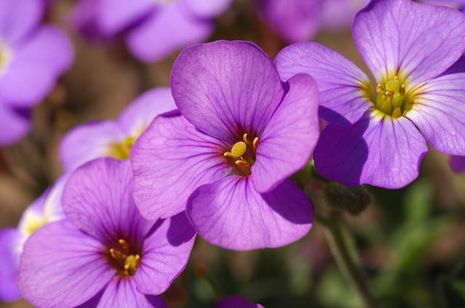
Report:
1,0,465,307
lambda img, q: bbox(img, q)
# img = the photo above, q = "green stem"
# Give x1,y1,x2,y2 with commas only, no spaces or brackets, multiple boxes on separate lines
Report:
321,211,377,308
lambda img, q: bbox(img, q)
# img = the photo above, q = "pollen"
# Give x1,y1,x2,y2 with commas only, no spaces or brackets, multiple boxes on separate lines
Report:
107,238,141,276
224,133,259,176
370,75,417,118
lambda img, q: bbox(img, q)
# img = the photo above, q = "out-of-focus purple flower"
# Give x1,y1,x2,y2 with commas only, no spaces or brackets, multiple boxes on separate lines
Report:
320,0,370,30
275,0,465,189
70,0,233,62
256,0,368,43
60,87,175,172
0,0,73,145
18,158,195,307
0,177,65,302
217,296,265,308
131,40,318,250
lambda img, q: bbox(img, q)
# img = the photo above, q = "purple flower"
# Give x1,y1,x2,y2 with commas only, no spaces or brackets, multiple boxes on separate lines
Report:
70,0,233,62
256,0,368,43
275,0,465,188
217,296,265,308
0,0,73,145
18,158,196,307
0,177,65,302
131,41,319,250
60,87,176,172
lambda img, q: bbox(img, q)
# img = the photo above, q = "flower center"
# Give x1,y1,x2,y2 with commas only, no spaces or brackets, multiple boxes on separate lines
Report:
224,133,259,176
371,75,415,118
107,239,141,276
108,136,137,160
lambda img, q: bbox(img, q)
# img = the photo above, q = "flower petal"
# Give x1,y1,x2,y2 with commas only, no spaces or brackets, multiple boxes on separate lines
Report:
0,0,43,43
450,156,465,173
252,74,320,192
0,26,74,106
320,0,369,31
126,4,211,63
98,279,165,308
97,0,154,36
0,103,30,146
181,0,233,18
171,40,285,142
187,177,312,250
131,114,228,219
135,212,196,295
314,113,428,188
62,158,153,243
0,229,22,302
256,0,321,42
118,87,176,136
353,0,465,84
406,73,465,155
60,121,125,172
275,42,370,123
18,221,114,308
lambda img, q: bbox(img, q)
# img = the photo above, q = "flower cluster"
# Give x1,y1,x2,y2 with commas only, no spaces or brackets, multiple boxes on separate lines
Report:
1,0,465,306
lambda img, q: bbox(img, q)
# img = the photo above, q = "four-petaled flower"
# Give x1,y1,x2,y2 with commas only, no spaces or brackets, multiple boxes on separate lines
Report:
131,40,319,250
18,158,196,307
0,177,65,302
60,88,176,172
276,0,465,188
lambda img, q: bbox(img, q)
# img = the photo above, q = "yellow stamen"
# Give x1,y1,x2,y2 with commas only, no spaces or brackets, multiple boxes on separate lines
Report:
392,107,402,118
235,160,249,167
109,248,123,260
118,239,129,250
252,137,259,150
107,238,141,276
242,133,249,144
399,85,406,96
224,133,260,177
370,74,413,118
124,254,141,274
231,141,247,158
385,79,400,93
223,151,234,158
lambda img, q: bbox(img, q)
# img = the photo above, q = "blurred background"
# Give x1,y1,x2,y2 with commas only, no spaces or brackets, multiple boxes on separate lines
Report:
1,0,465,307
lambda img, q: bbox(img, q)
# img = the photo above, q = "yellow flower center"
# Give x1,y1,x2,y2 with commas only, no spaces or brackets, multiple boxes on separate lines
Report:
108,136,137,160
362,74,420,119
224,133,259,176
107,239,141,276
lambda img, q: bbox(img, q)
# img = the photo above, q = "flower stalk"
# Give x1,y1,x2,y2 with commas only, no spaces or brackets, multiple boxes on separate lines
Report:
319,210,377,308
